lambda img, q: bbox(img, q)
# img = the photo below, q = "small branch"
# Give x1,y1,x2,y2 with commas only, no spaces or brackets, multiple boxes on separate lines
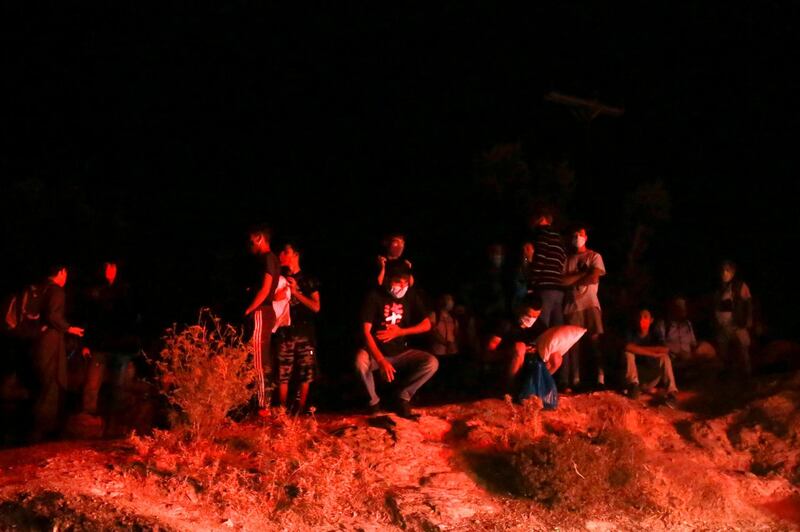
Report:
572,461,586,480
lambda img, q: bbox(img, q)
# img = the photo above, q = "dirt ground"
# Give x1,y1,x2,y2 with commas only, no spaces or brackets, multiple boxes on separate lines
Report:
1,370,799,531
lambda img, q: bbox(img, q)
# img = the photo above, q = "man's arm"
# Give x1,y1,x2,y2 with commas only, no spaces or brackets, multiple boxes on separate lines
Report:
47,288,84,337
287,278,320,313
363,322,396,382
563,266,605,287
625,342,669,357
375,317,432,342
245,273,274,315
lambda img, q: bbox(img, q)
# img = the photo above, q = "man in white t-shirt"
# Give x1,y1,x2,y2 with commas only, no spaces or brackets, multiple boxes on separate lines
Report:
562,226,606,391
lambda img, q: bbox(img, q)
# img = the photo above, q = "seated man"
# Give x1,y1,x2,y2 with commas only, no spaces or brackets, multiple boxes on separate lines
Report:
485,298,548,394
355,265,437,419
624,308,678,404
656,297,697,365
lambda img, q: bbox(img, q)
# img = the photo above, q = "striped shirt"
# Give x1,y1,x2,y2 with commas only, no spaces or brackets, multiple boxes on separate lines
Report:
531,226,566,289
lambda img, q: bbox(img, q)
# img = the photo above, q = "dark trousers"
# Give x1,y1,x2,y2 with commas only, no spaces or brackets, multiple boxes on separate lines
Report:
252,307,276,408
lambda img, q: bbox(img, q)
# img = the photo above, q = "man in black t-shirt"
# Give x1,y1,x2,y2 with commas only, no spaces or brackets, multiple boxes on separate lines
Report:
624,308,678,403
276,242,320,414
355,264,437,419
244,224,281,414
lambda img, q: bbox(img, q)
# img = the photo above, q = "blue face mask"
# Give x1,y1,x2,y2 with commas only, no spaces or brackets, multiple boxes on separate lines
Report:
389,285,409,299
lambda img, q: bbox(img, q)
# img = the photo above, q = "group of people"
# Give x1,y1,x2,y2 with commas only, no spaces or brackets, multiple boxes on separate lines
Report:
246,203,754,419
4,208,755,441
2,261,140,442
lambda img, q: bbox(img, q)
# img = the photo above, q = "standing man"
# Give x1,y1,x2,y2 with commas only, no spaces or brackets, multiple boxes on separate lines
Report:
715,260,753,377
377,232,414,287
276,241,321,414
355,264,438,419
529,205,567,328
31,263,85,442
244,225,280,415
562,226,606,391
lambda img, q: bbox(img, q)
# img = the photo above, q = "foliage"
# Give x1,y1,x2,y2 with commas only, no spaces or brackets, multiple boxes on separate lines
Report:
154,309,256,439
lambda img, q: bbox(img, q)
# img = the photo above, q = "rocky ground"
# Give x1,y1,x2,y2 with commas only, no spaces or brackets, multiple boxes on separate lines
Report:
1,367,799,531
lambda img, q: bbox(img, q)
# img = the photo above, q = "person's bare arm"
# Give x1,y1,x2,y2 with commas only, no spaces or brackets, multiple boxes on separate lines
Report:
287,277,320,313
625,342,669,357
363,322,395,382
563,267,604,287
375,317,432,343
245,273,274,315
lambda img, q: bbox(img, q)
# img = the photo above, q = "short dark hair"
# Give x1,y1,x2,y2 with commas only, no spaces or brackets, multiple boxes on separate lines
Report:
46,262,68,278
531,203,556,223
283,240,303,256
248,223,273,242
721,259,737,271
515,295,543,315
386,262,412,281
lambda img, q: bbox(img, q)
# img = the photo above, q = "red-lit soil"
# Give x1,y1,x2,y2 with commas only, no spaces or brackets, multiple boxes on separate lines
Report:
1,372,799,531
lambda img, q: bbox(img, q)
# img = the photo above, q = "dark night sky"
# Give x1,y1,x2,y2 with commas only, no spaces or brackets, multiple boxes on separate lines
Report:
1,3,798,353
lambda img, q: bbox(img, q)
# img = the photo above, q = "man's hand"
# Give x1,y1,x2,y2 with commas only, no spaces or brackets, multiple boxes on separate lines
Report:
244,307,254,317
287,276,299,295
377,255,387,267
81,347,91,359
376,324,403,343
378,358,396,382
68,326,85,337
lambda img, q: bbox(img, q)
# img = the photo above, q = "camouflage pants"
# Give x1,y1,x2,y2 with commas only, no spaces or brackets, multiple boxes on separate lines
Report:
277,332,316,384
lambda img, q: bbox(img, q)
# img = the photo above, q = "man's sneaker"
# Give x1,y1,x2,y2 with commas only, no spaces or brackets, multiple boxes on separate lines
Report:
367,402,382,415
627,384,641,400
394,400,420,420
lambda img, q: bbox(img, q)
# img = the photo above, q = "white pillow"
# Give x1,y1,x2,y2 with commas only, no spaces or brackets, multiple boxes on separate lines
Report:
537,325,587,363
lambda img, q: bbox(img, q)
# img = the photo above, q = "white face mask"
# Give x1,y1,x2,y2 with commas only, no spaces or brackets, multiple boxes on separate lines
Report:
573,236,587,249
390,285,409,299
519,315,538,329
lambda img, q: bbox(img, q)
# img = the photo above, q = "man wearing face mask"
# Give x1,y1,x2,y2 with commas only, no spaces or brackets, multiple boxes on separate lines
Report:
485,298,547,394
562,226,606,392
714,260,753,377
355,264,437,419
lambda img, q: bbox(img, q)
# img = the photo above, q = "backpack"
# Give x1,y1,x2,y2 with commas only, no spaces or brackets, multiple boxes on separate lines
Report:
3,284,45,339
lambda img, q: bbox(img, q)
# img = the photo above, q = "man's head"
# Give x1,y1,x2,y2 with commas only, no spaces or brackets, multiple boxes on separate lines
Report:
383,233,405,259
530,204,555,228
437,293,455,312
721,260,737,284
248,224,272,255
47,264,68,287
279,242,302,271
571,226,588,251
103,262,118,286
386,263,412,299
669,297,688,321
516,296,543,328
637,309,654,333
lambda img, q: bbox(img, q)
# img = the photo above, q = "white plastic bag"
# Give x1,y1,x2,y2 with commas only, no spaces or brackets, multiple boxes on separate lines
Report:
537,325,587,363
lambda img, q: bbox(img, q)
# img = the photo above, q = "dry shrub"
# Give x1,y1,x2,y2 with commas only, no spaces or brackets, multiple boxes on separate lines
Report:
466,428,654,517
155,309,256,439
126,413,384,528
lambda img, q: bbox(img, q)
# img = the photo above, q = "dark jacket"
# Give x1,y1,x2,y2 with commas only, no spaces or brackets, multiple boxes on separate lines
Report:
32,282,71,388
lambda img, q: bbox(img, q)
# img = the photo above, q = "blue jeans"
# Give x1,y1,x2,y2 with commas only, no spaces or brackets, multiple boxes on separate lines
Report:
355,349,439,406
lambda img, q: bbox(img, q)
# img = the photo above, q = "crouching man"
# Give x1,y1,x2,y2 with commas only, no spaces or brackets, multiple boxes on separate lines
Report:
355,265,437,419
485,298,548,394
